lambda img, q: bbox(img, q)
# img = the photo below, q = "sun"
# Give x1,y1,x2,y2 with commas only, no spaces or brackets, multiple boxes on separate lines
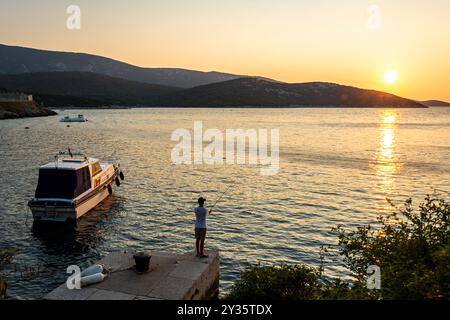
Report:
384,70,398,85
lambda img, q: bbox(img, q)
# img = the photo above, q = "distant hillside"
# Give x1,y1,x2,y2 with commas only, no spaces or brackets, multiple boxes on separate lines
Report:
0,72,181,107
159,78,427,108
0,44,250,88
0,100,56,119
0,73,427,108
421,100,450,107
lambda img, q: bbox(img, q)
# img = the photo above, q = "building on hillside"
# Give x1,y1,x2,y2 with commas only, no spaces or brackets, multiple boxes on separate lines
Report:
0,91,33,102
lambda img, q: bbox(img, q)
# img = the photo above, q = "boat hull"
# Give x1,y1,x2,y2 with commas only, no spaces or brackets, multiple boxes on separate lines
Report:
29,166,119,222
60,119,86,123
29,189,110,222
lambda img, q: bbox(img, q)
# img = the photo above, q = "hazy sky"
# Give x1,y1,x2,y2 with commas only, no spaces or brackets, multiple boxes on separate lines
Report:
1,0,449,101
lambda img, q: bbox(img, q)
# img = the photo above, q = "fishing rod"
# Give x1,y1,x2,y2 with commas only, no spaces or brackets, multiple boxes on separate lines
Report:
210,183,233,210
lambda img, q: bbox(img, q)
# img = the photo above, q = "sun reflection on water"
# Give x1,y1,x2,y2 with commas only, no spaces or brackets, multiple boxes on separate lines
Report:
380,127,394,160
375,110,402,193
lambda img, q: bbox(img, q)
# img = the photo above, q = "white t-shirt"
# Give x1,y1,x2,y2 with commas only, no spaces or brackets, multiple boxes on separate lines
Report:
194,206,208,228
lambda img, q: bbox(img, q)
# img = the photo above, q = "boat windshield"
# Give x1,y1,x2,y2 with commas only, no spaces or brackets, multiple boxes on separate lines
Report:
35,167,91,199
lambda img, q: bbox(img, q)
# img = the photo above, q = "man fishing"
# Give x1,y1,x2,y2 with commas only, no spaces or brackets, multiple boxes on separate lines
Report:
194,197,212,258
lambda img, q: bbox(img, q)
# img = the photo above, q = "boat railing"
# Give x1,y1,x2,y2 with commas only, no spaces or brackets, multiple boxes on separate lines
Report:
56,150,88,162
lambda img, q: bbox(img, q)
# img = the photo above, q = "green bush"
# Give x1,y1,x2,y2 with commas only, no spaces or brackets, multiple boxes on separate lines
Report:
318,279,375,300
227,264,322,300
336,196,449,299
227,196,450,300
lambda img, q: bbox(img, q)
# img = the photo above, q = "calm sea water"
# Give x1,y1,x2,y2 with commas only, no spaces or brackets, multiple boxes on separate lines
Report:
0,107,449,299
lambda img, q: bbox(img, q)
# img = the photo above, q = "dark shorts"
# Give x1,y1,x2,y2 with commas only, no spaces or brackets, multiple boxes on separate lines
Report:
195,228,207,239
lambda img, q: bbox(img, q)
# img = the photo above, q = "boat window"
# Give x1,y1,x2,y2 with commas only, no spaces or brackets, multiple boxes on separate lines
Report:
91,161,102,177
77,166,92,195
35,167,92,199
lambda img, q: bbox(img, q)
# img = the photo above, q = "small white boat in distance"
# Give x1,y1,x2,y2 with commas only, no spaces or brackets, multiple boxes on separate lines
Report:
28,150,124,222
60,114,87,122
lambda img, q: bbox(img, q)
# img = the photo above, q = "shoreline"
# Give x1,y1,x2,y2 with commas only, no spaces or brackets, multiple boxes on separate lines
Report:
51,105,430,110
2,104,443,120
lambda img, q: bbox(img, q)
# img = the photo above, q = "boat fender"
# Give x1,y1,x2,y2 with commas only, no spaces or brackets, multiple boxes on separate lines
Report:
81,264,104,277
119,171,125,181
107,184,113,194
80,273,107,287
115,177,121,187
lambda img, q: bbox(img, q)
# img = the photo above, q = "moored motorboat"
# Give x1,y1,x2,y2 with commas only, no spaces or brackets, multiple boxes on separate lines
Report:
28,150,124,222
60,114,87,122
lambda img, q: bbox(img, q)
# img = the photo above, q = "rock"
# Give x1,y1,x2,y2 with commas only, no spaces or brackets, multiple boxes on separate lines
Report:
0,101,57,120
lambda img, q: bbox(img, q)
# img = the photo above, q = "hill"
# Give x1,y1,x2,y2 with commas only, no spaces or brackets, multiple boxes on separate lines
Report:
0,74,427,108
159,78,427,108
0,44,248,88
0,72,181,107
421,100,450,107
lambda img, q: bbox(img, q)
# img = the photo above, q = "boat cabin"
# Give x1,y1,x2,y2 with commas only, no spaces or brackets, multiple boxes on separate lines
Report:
35,157,103,200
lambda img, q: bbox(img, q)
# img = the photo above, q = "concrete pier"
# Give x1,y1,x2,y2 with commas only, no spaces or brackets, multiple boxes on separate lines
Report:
45,250,219,300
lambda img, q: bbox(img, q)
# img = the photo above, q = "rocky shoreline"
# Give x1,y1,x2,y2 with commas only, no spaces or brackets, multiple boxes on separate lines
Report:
0,101,57,120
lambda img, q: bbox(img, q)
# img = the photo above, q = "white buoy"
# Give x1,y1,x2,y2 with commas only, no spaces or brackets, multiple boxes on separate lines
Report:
81,264,104,277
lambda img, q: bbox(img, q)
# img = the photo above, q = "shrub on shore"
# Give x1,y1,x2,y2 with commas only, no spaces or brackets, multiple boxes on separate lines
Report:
227,196,450,300
0,248,17,300
336,195,449,299
226,264,322,300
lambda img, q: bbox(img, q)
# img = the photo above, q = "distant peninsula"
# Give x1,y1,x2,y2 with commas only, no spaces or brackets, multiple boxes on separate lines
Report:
0,91,56,119
421,100,450,107
0,73,426,109
157,77,426,108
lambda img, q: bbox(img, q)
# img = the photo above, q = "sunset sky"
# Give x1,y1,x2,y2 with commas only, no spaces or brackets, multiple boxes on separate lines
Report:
1,0,449,101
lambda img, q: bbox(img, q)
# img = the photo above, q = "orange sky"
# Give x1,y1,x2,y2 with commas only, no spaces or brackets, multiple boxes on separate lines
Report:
1,0,449,101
